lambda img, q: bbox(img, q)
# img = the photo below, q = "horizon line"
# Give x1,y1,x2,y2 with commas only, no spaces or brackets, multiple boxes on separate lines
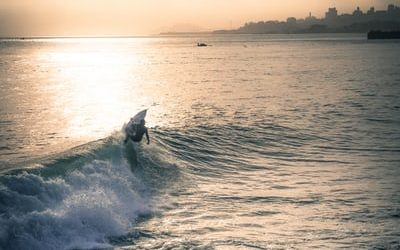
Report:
0,31,376,39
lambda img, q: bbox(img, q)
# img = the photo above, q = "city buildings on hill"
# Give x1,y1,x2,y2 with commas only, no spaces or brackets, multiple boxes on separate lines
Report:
214,4,400,34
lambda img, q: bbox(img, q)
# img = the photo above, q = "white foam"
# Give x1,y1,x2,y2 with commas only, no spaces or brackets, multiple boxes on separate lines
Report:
0,158,150,250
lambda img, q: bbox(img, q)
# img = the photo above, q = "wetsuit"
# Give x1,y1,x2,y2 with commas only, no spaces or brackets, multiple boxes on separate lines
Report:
126,124,149,144
131,125,147,142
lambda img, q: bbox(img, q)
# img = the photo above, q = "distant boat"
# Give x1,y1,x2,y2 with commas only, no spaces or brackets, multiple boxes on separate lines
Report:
197,43,208,47
367,30,400,39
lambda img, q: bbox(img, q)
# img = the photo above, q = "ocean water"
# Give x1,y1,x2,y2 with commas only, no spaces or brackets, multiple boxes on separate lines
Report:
1,34,400,249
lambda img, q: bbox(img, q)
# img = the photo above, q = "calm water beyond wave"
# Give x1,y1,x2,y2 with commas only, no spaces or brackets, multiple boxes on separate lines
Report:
1,34,400,249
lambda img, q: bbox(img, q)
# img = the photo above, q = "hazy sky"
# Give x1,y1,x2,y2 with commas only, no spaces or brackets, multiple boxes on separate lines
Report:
0,0,397,36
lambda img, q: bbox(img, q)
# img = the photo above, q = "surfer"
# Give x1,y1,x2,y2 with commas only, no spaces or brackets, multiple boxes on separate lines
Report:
124,119,150,144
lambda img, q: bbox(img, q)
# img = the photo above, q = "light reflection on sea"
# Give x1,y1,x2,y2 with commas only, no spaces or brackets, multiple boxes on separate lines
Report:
0,34,400,249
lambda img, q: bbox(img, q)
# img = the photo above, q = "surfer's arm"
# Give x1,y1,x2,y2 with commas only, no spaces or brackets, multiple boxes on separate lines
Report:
145,128,150,144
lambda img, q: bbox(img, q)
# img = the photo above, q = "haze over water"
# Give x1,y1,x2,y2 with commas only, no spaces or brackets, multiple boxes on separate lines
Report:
1,34,400,249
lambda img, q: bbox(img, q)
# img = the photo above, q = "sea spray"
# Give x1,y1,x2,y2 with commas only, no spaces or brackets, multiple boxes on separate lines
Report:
0,158,150,250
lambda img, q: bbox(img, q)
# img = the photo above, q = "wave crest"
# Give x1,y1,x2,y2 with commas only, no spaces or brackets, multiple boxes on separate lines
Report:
0,146,150,250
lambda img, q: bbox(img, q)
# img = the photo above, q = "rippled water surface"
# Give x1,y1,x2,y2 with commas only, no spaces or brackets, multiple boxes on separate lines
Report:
1,34,400,249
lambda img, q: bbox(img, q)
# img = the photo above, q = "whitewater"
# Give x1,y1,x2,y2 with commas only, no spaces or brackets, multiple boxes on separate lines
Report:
1,34,400,249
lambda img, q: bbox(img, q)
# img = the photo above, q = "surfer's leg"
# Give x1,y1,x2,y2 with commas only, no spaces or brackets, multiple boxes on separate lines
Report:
123,135,129,144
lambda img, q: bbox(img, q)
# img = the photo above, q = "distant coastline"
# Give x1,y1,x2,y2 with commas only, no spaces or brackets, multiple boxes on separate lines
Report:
213,4,400,34
158,32,212,36
158,4,400,36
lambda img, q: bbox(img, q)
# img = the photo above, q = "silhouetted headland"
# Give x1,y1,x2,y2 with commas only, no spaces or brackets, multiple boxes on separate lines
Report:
368,30,400,39
159,32,211,36
214,4,400,34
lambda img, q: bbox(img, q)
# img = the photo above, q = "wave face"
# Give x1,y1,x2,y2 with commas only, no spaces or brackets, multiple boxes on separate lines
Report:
0,134,177,250
2,123,400,249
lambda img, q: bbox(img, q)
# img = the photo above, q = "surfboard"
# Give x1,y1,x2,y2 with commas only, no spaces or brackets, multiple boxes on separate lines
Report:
125,109,147,137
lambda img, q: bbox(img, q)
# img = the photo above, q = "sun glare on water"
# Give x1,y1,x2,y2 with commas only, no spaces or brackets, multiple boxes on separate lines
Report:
41,38,148,139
